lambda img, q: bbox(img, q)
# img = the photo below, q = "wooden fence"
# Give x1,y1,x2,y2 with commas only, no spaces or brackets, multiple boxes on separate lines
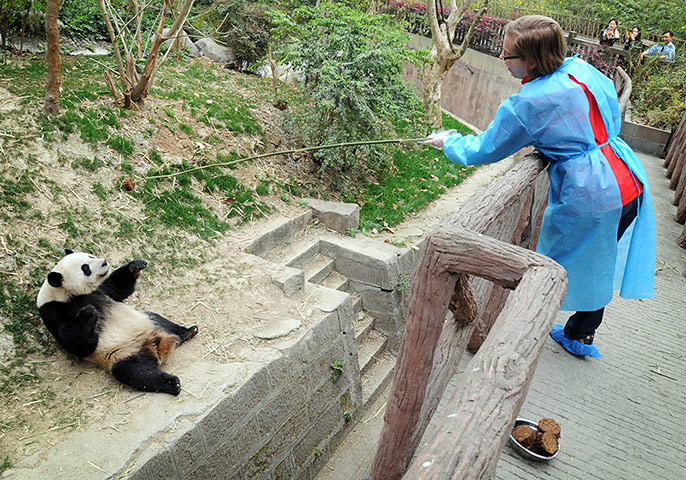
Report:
487,0,686,50
369,154,568,479
367,50,634,478
377,0,684,58
662,109,686,248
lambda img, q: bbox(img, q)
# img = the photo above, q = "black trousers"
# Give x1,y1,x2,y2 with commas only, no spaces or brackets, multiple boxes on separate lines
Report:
564,194,642,340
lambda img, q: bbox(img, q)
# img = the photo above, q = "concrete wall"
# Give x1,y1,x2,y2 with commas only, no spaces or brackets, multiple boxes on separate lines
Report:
620,120,671,157
130,291,362,480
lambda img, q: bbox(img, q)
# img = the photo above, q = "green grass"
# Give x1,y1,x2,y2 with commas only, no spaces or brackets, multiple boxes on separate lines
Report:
107,135,134,156
138,158,272,239
0,172,35,218
153,58,263,135
353,115,475,232
72,156,105,171
0,260,53,396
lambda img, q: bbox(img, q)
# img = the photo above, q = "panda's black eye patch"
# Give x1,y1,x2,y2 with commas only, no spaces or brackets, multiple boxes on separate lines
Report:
81,264,92,276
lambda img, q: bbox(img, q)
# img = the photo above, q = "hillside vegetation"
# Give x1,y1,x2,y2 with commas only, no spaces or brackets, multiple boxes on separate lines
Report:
0,45,475,469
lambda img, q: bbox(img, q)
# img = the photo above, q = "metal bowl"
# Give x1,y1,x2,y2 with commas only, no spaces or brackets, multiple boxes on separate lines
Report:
509,418,559,461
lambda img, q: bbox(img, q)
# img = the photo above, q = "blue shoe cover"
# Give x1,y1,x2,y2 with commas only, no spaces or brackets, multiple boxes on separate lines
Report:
550,324,602,358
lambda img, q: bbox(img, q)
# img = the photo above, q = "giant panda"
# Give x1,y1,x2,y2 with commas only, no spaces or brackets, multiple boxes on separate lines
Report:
37,249,198,396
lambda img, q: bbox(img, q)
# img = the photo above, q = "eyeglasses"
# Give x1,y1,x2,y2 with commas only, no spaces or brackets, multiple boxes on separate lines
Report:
500,51,521,61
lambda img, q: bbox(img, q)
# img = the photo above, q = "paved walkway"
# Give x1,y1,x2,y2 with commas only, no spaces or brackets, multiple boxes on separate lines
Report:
317,151,686,479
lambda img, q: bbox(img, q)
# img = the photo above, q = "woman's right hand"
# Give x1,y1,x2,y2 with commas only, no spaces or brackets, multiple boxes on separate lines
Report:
423,131,455,149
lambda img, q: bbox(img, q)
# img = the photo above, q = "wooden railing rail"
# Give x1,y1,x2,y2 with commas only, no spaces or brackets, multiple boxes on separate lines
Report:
662,109,686,247
369,154,568,479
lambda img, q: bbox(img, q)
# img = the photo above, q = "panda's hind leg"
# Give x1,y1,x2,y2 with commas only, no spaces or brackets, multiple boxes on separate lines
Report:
111,353,181,396
146,312,198,344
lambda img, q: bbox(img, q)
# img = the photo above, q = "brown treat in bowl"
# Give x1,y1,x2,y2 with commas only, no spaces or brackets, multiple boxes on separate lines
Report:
538,432,560,455
538,418,562,438
512,425,535,449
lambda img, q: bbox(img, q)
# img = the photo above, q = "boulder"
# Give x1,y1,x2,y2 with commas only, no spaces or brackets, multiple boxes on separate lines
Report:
195,37,236,65
162,28,200,56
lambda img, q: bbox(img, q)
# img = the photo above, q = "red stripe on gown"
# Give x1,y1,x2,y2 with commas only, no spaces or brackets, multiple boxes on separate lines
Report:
568,75,642,205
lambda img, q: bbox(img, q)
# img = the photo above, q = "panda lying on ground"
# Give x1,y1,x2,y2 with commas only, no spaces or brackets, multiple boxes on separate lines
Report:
37,249,198,396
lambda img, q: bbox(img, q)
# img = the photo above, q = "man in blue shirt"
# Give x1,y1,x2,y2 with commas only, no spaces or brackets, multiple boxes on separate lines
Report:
640,31,676,62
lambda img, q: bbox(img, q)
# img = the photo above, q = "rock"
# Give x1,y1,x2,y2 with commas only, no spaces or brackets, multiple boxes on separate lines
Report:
304,198,360,234
69,47,109,56
162,28,199,56
271,266,304,297
255,63,299,84
195,37,236,65
253,319,301,340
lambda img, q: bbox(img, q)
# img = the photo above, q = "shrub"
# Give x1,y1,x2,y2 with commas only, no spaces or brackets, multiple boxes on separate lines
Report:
216,0,271,72
269,2,425,177
630,57,686,130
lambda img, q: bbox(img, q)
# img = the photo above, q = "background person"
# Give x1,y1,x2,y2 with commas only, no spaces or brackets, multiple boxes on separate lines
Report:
599,18,621,46
425,15,656,358
640,31,676,61
623,25,642,50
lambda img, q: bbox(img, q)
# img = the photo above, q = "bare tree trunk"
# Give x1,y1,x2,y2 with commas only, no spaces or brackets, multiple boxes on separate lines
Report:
146,0,195,94
44,0,61,115
423,0,489,128
422,59,450,128
128,0,170,104
98,0,129,95
20,0,32,53
131,0,142,59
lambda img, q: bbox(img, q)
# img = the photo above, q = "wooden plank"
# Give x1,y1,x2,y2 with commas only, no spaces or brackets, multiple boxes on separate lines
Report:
673,144,686,206
667,143,684,186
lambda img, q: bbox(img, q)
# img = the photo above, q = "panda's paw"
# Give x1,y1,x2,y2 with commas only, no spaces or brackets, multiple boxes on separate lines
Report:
179,325,199,344
76,304,98,323
128,260,148,275
164,375,182,396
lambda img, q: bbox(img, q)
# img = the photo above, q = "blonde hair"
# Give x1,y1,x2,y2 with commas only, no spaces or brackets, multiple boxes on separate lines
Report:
504,15,566,79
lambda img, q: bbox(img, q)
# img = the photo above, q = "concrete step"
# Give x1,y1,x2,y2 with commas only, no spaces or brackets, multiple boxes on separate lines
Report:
265,238,319,268
357,328,386,377
353,312,373,346
360,350,395,414
319,270,349,291
351,292,362,316
303,254,334,284
284,240,320,269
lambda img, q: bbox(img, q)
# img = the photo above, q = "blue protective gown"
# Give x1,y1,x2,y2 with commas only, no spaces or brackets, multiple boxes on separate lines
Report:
443,56,656,311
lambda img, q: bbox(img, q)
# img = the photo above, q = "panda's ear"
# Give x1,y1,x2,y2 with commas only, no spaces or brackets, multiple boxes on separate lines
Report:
64,249,74,255
47,272,64,288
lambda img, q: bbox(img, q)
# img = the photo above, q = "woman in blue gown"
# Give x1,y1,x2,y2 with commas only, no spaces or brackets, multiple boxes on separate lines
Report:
425,15,655,358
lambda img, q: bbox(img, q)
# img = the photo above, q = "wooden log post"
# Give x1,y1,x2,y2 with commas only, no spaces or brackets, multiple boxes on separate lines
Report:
668,150,684,190
389,155,549,468
369,226,567,480
664,111,686,169
405,263,566,479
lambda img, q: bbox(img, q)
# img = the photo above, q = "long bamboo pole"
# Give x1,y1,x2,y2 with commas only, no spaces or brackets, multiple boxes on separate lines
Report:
143,137,428,180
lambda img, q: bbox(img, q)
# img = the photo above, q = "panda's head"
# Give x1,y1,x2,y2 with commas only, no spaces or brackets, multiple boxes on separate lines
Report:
37,249,111,306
